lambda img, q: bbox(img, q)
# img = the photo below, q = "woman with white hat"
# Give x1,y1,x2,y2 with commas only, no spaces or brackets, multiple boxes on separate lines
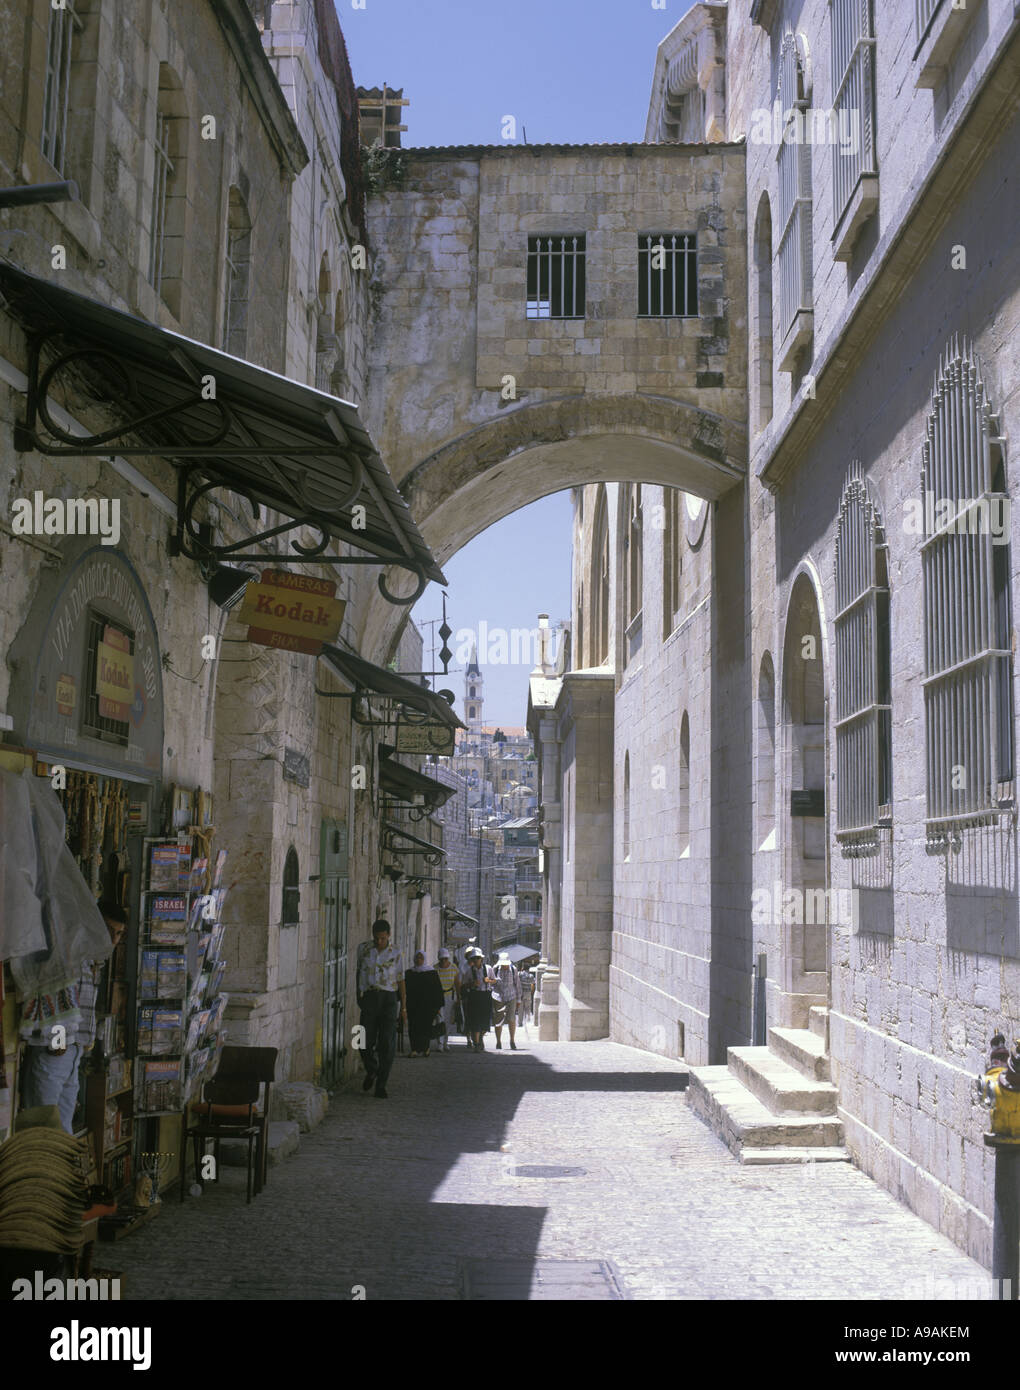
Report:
459,947,492,1053
491,952,521,1051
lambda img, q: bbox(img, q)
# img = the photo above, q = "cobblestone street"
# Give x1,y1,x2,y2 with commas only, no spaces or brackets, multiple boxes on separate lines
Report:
109,1037,987,1300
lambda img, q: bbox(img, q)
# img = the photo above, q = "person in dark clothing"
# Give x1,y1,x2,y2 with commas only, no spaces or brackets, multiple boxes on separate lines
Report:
404,951,445,1057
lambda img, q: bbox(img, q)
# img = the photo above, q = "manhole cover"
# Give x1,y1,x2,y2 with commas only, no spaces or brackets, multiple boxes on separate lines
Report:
462,1258,626,1300
510,1165,587,1178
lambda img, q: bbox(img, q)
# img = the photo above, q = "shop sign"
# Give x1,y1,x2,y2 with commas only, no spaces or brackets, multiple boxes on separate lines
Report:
96,625,133,721
395,722,455,756
55,673,75,716
238,570,346,656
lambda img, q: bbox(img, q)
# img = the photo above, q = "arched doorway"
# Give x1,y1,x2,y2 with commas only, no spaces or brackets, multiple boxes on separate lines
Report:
781,570,830,1028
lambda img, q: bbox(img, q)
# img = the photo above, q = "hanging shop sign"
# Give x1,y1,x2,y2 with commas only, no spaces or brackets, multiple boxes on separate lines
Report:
96,625,134,721
237,570,346,655
395,722,456,756
9,545,165,777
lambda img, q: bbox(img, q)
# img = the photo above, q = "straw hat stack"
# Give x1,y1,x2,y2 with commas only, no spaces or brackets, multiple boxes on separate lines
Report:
0,1109,87,1254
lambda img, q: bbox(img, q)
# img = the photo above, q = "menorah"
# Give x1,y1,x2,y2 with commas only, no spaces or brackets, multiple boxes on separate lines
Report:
138,1151,175,1206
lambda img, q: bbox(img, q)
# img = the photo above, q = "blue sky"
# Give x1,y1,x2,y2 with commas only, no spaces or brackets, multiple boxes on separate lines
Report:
342,0,688,148
412,493,574,728
344,0,690,723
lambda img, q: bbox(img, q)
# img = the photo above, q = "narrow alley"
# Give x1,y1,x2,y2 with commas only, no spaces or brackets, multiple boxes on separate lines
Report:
110,1037,985,1301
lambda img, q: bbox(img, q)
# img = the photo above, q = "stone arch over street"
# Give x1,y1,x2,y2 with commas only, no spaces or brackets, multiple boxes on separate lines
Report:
358,392,747,666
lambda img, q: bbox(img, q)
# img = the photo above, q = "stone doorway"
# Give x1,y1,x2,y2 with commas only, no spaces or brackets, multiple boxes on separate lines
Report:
781,572,830,1029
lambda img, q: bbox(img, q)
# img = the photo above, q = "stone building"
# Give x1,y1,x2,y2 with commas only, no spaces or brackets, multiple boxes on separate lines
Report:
0,0,453,1177
529,0,1020,1268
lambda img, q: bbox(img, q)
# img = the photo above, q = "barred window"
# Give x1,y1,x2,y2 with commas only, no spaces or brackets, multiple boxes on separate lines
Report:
776,33,813,341
526,235,585,319
638,234,697,317
149,66,188,312
149,109,174,295
834,469,891,844
662,489,682,640
42,0,83,175
830,0,877,230
223,187,252,357
624,484,643,629
82,612,133,746
591,486,610,665
923,340,1014,837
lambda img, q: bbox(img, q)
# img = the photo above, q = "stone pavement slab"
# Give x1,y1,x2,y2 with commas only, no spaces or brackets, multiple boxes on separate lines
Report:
109,1036,989,1300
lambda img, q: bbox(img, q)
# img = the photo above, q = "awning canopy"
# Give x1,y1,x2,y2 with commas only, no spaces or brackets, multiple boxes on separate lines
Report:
381,822,445,861
443,909,478,927
504,943,540,964
319,646,464,729
378,745,456,809
0,261,445,602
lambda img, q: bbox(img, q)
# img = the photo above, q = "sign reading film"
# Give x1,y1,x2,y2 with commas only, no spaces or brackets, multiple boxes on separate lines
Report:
238,570,346,656
395,719,455,756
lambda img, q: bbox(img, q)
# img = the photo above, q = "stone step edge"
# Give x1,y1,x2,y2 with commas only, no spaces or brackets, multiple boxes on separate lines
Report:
809,1006,829,1040
687,1067,845,1158
728,1046,839,1116
768,1026,831,1082
740,1146,850,1166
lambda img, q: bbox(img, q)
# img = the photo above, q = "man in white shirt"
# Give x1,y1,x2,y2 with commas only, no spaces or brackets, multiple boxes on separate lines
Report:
356,919,406,1099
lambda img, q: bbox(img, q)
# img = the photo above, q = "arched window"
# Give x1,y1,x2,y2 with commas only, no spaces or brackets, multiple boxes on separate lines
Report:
590,486,610,665
678,713,690,855
835,467,891,843
623,752,631,861
223,186,251,357
150,65,188,316
923,340,1013,837
757,655,776,847
662,489,682,639
753,195,773,430
282,845,300,926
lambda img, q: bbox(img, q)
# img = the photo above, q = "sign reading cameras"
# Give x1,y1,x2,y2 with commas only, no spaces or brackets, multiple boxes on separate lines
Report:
237,570,346,655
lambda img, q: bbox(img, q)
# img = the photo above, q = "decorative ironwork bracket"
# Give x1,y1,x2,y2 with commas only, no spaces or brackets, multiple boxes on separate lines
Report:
12,330,429,606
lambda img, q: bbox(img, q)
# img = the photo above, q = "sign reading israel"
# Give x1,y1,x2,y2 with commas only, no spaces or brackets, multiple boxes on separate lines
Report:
238,570,346,655
96,625,133,721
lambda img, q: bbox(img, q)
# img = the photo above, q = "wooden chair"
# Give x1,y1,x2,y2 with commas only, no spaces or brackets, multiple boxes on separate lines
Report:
180,1046,277,1204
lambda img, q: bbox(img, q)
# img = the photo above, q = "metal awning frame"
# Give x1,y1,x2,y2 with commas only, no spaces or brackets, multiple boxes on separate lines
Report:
1,264,445,606
381,821,445,865
12,331,428,604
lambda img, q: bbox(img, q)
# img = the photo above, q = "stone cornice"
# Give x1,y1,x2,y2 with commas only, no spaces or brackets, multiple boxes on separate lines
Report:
756,17,1020,493
209,0,309,178
644,2,728,144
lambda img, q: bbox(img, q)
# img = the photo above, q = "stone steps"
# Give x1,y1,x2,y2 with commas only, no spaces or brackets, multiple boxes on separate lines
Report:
809,1005,829,1042
740,1146,850,1166
768,1025,830,1081
728,1046,838,1115
687,1066,846,1161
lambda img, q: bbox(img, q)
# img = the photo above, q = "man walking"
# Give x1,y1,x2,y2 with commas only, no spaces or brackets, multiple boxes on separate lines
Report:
357,919,406,1099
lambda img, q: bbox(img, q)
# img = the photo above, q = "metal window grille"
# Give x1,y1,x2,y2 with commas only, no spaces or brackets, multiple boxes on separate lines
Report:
915,0,944,46
41,0,83,175
638,234,697,317
662,490,682,639
592,491,610,665
627,485,643,627
834,468,891,841
149,109,175,294
222,200,251,357
82,612,132,745
776,34,813,338
830,0,877,229
922,338,1014,836
526,235,585,319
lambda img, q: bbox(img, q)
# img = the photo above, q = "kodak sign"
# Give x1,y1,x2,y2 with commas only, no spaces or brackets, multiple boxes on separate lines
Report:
238,570,346,655
96,626,133,721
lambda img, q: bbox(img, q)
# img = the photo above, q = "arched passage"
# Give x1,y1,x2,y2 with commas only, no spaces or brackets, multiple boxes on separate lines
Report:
780,570,830,1027
358,393,747,665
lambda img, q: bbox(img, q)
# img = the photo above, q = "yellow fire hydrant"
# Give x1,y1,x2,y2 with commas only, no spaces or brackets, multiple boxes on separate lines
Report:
977,1034,1020,1138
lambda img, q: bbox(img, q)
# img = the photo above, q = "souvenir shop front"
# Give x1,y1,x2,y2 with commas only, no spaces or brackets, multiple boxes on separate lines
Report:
0,542,231,1253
